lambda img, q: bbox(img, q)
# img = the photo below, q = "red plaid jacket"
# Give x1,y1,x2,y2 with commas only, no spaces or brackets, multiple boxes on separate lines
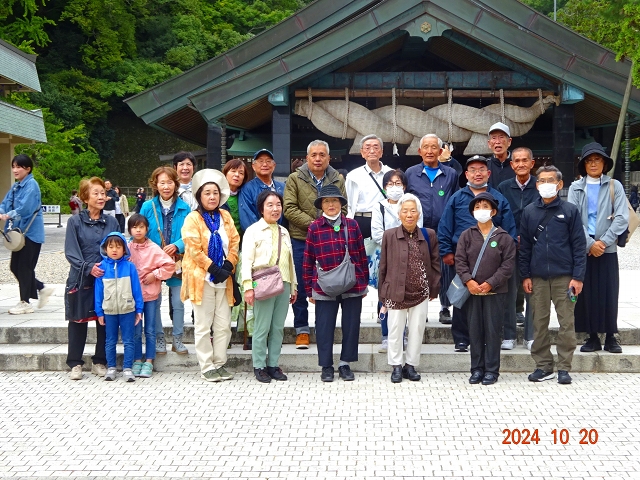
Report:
302,215,369,298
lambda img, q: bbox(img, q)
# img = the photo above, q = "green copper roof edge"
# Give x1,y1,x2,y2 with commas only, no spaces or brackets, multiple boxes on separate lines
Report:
125,0,382,124
0,39,41,93
0,101,47,143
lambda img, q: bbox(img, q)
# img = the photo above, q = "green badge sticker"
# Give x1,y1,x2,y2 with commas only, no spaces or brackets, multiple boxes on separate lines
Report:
490,241,498,248
438,190,445,196
334,225,340,232
252,281,258,288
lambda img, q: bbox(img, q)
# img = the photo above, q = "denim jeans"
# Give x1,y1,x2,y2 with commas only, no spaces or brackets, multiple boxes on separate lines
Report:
105,312,136,369
155,284,184,337
291,238,310,334
135,299,158,360
378,301,388,337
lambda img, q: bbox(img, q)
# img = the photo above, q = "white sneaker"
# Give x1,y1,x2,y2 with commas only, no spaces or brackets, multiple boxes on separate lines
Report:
526,340,534,351
501,339,516,350
122,369,136,382
378,338,388,353
69,365,83,380
9,301,35,315
91,363,107,377
104,368,117,381
37,287,54,309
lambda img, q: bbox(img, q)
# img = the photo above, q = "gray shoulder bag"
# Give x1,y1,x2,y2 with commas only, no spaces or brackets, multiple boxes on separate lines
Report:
316,218,357,297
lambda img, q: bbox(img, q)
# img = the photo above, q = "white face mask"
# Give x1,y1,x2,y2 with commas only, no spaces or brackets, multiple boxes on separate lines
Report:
467,181,488,189
473,209,492,224
322,212,340,221
386,186,404,201
538,183,558,199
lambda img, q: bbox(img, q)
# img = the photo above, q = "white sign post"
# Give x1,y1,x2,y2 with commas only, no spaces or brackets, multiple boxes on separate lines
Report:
42,205,62,227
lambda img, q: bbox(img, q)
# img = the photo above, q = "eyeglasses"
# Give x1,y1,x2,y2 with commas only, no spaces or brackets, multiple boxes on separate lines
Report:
467,168,488,174
254,159,274,166
362,145,381,152
386,181,404,187
536,178,559,184
585,158,604,165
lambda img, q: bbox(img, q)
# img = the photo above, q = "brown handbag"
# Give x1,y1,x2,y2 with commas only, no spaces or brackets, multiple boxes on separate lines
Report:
251,227,284,301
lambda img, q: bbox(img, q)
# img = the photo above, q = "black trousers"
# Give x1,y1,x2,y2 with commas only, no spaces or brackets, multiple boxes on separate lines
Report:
10,237,44,302
353,215,372,239
67,321,107,368
451,306,469,346
315,295,362,367
464,294,505,376
116,213,125,233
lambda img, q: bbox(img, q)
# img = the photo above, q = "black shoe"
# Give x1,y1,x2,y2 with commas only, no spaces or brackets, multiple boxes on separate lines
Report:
402,364,421,381
439,308,452,324
482,373,498,385
557,370,572,384
338,365,355,381
266,366,287,381
390,366,403,383
254,368,271,383
528,368,555,382
455,343,468,352
604,336,622,353
469,370,483,384
321,366,334,382
580,336,602,352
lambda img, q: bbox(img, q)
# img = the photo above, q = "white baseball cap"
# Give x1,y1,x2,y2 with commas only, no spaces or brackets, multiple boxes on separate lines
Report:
488,122,511,138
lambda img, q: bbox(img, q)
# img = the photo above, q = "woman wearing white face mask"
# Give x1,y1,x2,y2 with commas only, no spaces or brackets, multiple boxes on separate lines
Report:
455,192,516,385
371,170,424,353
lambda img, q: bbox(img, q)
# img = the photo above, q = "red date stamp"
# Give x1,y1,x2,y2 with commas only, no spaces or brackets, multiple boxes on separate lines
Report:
502,428,599,445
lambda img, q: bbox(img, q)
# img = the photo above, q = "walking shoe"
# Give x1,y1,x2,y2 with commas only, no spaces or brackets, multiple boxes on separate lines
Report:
37,287,55,309
201,369,222,382
501,339,516,350
469,370,483,384
516,312,525,326
296,333,310,349
156,334,167,355
123,368,136,382
528,368,555,382
8,301,34,315
557,370,572,384
439,308,452,324
378,338,388,353
104,368,117,381
69,365,83,381
91,363,107,377
266,366,288,381
482,373,498,385
526,340,534,351
454,343,468,352
338,365,355,381
254,368,271,383
171,334,188,355
604,336,622,354
403,333,408,351
321,366,334,382
139,362,153,378
580,336,602,352
391,366,403,383
217,366,234,381
132,361,144,376
402,364,421,381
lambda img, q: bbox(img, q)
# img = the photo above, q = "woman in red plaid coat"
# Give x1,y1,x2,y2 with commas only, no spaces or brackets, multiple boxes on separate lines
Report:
303,184,369,383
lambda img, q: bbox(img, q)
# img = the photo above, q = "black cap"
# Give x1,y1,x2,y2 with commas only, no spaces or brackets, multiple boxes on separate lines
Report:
468,192,499,215
465,155,489,169
314,184,347,209
578,142,613,176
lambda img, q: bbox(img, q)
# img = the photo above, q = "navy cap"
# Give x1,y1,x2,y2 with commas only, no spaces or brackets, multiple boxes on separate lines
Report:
253,149,274,161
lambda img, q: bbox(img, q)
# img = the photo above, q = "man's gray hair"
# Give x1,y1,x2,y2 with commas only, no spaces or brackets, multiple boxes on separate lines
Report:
419,134,443,149
512,146,533,160
536,164,563,182
360,134,383,150
307,140,330,155
397,193,421,210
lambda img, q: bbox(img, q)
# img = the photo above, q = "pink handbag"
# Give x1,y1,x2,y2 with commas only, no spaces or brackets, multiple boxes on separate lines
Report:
251,227,284,301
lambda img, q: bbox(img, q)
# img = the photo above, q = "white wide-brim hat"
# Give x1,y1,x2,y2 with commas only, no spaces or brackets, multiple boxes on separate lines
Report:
191,169,230,207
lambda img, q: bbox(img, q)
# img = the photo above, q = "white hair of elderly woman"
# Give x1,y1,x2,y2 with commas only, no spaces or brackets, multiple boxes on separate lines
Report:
397,193,421,210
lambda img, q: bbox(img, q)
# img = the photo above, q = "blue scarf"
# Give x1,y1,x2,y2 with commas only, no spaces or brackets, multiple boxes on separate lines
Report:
202,210,224,267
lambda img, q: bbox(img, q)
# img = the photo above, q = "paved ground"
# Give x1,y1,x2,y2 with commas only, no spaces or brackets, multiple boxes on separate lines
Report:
2,370,640,478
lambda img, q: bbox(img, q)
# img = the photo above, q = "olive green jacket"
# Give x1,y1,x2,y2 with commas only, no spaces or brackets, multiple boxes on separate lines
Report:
283,164,347,240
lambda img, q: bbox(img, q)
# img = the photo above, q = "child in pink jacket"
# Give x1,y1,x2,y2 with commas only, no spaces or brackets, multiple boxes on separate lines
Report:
127,214,175,377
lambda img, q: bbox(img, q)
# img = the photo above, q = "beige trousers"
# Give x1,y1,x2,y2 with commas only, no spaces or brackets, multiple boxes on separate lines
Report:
193,282,232,374
387,298,429,367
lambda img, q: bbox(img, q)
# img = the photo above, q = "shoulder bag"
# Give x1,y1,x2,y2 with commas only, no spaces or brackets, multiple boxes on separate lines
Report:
316,219,357,297
65,263,98,322
151,201,182,279
2,206,41,252
252,226,284,301
447,226,496,309
609,181,639,247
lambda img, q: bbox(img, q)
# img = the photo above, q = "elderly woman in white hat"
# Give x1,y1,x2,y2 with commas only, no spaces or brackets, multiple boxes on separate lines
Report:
181,169,240,382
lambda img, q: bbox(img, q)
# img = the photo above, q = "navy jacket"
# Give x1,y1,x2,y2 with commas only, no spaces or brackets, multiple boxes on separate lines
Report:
487,152,515,188
496,176,538,237
437,185,517,256
519,196,587,281
239,177,285,232
406,162,459,230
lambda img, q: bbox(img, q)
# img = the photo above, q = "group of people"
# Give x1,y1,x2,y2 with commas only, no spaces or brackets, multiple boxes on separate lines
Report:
0,122,632,385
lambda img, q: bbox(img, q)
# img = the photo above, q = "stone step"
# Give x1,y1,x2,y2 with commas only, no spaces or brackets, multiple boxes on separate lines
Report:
1,343,639,374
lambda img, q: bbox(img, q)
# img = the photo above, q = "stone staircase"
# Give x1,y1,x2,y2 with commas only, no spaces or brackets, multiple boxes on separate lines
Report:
1,281,639,374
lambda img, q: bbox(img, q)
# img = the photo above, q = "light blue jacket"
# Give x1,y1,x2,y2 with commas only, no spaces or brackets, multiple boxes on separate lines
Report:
0,173,44,244
567,175,629,254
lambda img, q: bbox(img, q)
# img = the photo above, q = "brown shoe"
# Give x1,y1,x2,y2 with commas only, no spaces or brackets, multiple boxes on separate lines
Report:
296,333,310,349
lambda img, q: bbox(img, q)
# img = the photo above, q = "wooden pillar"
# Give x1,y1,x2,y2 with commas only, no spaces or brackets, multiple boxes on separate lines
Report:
206,123,222,170
552,104,575,187
272,105,291,178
